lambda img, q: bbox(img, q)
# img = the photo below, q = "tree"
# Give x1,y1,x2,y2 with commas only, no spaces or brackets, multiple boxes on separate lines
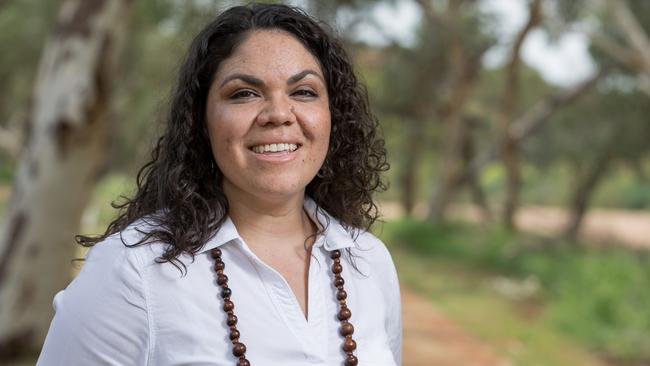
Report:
526,88,650,241
420,0,495,223
0,0,133,358
497,0,541,229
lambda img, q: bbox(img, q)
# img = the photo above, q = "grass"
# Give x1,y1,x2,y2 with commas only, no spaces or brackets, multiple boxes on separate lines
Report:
380,218,650,365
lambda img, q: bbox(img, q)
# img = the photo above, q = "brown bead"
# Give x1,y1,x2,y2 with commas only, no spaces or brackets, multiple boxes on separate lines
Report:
214,260,225,271
210,248,222,259
232,342,247,357
330,250,341,259
338,307,352,321
217,274,228,286
344,354,359,366
223,300,234,312
343,338,357,352
332,263,343,274
237,358,250,366
229,329,240,341
340,322,354,336
337,289,347,301
334,276,345,287
227,314,238,326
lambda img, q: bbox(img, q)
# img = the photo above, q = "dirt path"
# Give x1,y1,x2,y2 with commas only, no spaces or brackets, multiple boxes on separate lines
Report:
380,202,650,249
385,201,650,365
401,286,511,366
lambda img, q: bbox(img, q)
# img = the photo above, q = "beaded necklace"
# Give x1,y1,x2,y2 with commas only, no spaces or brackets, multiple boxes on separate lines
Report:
210,247,359,366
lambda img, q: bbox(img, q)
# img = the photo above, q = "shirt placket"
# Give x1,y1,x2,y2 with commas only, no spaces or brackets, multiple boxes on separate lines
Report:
237,242,326,363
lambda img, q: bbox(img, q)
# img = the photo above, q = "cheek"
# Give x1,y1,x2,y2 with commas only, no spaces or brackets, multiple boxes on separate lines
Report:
207,109,242,153
304,105,331,142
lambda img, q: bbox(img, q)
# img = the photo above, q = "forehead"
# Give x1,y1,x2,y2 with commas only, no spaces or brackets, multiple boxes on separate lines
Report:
214,29,323,79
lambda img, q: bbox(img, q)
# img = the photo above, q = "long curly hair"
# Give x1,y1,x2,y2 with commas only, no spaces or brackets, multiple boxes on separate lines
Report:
77,3,388,269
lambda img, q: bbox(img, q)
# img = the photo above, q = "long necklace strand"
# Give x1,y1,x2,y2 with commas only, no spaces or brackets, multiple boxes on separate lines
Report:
210,248,359,366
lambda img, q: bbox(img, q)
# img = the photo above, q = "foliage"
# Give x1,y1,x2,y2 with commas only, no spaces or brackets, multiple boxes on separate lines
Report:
82,174,136,235
381,218,650,362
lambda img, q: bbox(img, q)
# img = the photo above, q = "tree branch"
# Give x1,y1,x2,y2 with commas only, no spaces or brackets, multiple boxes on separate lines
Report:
465,67,607,181
588,31,645,71
609,0,650,75
510,66,610,141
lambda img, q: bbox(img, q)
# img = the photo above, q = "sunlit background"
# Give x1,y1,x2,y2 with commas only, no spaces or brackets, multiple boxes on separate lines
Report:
1,0,649,365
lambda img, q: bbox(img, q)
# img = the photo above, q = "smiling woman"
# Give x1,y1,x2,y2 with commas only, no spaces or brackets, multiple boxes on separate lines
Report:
36,3,399,366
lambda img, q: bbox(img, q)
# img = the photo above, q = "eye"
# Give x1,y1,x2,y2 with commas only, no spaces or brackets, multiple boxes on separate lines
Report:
292,89,318,98
229,89,259,100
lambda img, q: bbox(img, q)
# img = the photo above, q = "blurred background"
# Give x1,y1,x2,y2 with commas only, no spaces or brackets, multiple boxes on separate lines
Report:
1,0,649,365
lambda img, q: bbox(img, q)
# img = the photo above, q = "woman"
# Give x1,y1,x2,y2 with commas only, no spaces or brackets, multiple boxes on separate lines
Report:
37,3,401,366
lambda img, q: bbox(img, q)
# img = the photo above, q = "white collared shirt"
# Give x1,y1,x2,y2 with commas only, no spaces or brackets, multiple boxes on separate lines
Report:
37,199,402,365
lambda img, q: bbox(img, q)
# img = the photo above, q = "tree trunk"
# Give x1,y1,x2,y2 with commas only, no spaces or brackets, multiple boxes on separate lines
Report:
0,0,132,359
564,146,615,241
460,117,492,221
399,118,423,216
498,0,541,230
426,0,484,224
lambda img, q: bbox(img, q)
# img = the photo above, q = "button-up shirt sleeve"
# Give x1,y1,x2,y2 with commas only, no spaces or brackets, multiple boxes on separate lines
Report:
36,236,151,365
386,250,402,365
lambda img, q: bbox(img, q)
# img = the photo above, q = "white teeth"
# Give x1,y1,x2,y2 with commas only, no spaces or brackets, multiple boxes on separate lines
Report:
252,143,298,153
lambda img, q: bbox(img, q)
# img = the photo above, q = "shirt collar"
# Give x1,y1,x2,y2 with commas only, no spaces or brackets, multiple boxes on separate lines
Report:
199,196,356,254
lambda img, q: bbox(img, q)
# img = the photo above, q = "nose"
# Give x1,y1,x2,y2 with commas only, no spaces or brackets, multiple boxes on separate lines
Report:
255,95,296,127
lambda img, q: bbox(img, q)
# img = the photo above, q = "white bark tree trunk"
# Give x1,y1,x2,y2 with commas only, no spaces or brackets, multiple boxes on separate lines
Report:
0,0,132,358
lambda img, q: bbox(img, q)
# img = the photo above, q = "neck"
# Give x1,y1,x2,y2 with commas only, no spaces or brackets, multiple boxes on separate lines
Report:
223,185,315,252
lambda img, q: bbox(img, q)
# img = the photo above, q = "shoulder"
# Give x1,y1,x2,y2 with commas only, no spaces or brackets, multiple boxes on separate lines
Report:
351,229,395,268
85,218,168,271
341,228,400,292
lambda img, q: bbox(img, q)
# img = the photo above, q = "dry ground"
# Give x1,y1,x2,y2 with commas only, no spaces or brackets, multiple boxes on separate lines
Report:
380,201,650,249
401,286,512,366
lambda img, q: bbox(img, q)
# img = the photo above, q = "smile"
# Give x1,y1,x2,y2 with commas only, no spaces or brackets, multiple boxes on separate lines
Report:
251,143,299,154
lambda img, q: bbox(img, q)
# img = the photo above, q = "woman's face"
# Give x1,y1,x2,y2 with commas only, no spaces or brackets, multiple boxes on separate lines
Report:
205,30,331,203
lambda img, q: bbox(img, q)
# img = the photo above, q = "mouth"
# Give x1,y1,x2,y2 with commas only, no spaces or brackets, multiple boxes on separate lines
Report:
249,143,301,154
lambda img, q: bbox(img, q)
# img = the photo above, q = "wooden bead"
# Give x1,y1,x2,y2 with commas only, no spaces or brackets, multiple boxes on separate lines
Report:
229,329,240,340
340,322,354,336
217,274,228,286
343,338,357,352
232,342,247,357
214,260,225,271
237,358,250,366
227,314,238,326
334,276,345,287
332,263,343,274
344,354,359,366
330,250,341,259
338,307,352,321
221,287,232,298
337,289,347,301
210,248,222,258
223,300,234,312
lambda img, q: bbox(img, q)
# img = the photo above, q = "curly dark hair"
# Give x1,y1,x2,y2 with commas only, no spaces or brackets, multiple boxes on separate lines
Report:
78,3,388,268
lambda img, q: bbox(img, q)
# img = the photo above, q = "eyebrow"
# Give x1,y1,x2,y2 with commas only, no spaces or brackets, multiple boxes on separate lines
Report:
287,69,324,84
219,74,264,88
218,69,324,88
